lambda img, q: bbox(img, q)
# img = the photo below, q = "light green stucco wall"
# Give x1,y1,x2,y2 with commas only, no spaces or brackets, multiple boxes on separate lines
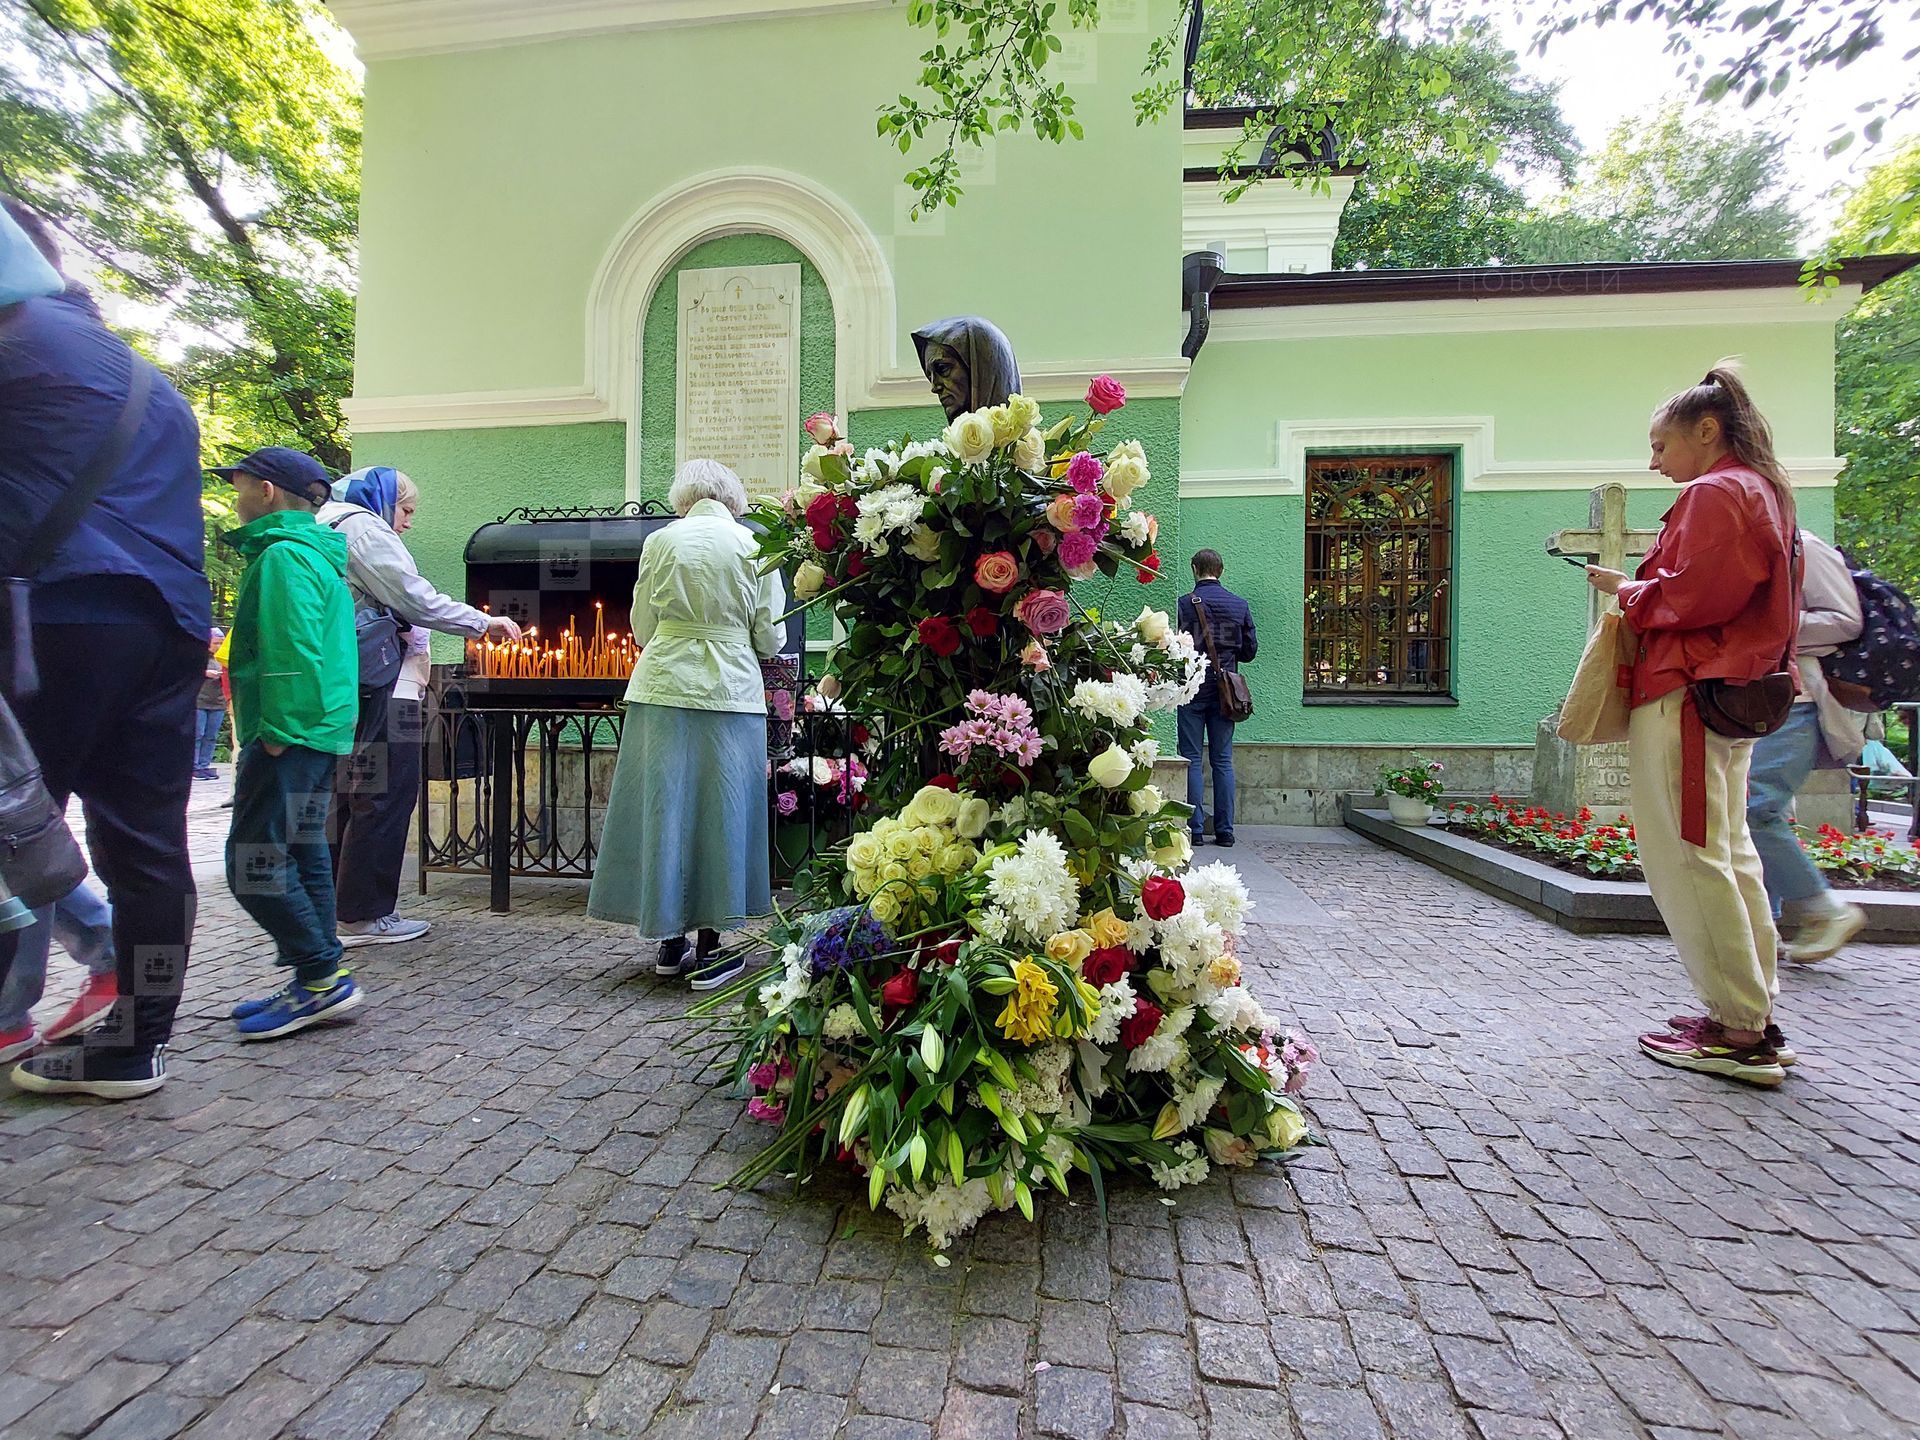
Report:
352,2,1184,400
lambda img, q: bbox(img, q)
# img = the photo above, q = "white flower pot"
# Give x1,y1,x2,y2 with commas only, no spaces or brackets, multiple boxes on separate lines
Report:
1386,794,1433,826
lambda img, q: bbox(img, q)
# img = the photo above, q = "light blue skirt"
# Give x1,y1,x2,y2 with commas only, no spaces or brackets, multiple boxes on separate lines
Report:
586,703,771,939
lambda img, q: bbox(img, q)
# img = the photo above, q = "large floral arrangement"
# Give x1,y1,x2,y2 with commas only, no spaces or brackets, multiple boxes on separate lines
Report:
698,380,1317,1250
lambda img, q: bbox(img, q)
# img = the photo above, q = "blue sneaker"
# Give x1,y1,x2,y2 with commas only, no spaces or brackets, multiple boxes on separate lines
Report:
233,975,363,1042
688,951,745,992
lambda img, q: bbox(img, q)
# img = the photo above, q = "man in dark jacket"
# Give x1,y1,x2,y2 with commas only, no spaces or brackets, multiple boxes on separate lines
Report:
1177,549,1257,847
0,196,211,1099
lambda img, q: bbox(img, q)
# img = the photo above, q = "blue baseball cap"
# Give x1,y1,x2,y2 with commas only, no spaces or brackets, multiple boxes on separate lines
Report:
209,446,335,504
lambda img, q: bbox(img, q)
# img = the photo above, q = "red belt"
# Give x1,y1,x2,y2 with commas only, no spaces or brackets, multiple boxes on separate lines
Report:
1680,691,1707,848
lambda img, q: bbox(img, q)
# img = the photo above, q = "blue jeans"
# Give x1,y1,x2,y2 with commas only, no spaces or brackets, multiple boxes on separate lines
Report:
0,881,116,1032
194,706,226,771
227,742,344,983
1178,699,1236,839
1746,704,1830,915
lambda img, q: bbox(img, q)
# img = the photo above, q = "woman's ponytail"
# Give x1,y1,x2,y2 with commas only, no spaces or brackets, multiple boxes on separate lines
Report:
1653,359,1795,525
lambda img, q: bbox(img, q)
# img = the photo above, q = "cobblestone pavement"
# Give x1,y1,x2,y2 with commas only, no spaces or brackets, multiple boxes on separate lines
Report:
6,809,1920,1440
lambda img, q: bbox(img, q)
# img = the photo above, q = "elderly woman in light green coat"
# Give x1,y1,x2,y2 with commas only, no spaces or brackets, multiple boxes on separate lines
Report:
588,460,786,987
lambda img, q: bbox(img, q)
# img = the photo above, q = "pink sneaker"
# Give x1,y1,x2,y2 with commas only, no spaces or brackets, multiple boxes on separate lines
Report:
0,1024,40,1065
1641,1022,1785,1087
43,973,119,1043
1666,1014,1797,1067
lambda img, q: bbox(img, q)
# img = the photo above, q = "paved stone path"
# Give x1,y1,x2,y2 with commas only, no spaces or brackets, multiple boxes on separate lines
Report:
5,807,1920,1439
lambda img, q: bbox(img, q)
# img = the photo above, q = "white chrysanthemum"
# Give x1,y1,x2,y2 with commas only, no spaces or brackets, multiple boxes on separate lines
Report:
759,971,810,1015
1016,1042,1073,1116
985,830,1080,943
1118,510,1152,546
886,1176,997,1250
1204,986,1247,1030
823,1003,862,1041
1173,1073,1226,1132
1148,1140,1210,1192
972,906,1011,943
1234,989,1270,1035
1129,643,1149,666
1126,1007,1194,1074
1184,862,1253,936
851,483,923,554
899,437,952,465
1069,675,1150,728
1156,903,1227,980
1129,738,1161,768
1123,911,1157,954
1089,975,1138,1046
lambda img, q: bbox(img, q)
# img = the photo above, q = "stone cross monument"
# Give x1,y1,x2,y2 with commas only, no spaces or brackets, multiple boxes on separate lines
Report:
1531,483,1662,824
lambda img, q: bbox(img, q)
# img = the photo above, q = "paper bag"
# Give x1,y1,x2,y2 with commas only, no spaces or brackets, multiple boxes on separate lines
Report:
1556,610,1634,745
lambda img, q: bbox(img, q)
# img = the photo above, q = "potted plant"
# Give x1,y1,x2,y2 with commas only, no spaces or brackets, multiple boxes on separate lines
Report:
1377,758,1445,825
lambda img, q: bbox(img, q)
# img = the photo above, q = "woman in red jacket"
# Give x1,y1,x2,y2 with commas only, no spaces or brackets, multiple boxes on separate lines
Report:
1586,364,1799,1088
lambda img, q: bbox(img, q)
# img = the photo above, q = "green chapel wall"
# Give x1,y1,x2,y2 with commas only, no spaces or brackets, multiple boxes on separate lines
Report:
352,1,1184,401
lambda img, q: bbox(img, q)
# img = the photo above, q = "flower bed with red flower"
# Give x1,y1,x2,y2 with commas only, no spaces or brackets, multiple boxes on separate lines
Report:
687,386,1316,1251
1445,796,1920,889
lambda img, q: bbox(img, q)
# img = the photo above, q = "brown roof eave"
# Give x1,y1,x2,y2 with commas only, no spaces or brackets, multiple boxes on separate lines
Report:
1204,255,1920,309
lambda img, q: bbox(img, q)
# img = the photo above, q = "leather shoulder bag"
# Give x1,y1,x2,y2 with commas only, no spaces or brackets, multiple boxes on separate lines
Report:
1690,515,1799,740
1194,597,1255,724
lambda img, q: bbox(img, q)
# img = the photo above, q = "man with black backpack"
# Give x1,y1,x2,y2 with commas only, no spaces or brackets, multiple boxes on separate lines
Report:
0,196,211,1099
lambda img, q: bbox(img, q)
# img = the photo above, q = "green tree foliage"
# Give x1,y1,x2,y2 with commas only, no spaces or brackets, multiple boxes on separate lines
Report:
1830,140,1920,594
0,0,361,472
1321,21,1579,269
1511,104,1804,262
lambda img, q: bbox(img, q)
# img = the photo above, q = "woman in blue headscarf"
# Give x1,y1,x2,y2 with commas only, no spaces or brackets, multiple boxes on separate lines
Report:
317,467,521,947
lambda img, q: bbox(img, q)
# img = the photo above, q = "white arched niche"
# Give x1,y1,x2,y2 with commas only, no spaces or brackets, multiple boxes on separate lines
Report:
584,167,900,499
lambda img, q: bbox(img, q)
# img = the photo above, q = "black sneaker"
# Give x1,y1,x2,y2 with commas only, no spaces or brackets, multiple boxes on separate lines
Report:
11,1043,168,1100
689,951,746,991
654,937,691,977
1214,833,1236,848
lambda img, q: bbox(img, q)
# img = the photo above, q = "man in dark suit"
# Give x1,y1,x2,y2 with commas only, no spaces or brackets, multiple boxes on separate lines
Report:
1177,549,1257,847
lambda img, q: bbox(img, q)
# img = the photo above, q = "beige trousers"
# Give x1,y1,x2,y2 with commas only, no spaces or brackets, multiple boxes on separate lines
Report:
1627,689,1779,1030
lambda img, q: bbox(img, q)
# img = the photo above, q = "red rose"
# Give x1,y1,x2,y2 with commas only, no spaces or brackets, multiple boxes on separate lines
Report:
880,966,920,1015
1141,875,1186,921
1082,946,1133,986
917,616,963,657
925,937,964,967
965,606,999,638
851,723,871,747
1119,1000,1164,1050
1030,530,1057,556
846,549,869,579
1085,375,1128,415
837,495,858,519
1136,551,1161,584
804,493,840,529
927,773,959,791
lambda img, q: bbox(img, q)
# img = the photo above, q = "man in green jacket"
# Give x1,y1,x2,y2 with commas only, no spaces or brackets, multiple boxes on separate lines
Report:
214,448,364,1041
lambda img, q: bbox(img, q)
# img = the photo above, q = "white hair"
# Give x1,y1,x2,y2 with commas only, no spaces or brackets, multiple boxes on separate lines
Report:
669,459,749,518
394,473,418,507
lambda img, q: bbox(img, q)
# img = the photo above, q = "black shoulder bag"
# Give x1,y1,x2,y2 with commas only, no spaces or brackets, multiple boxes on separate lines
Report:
0,357,154,908
323,509,409,693
1690,518,1800,740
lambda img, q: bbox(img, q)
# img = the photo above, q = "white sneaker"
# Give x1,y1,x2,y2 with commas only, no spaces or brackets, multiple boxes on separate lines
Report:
1787,899,1866,963
339,914,432,947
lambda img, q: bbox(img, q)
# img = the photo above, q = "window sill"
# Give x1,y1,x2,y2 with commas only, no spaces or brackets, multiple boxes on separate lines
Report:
1301,694,1459,708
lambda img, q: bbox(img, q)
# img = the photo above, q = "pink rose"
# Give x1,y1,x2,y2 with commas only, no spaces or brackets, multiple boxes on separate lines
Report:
804,412,843,446
1086,376,1127,415
1021,640,1051,672
1030,529,1057,556
974,551,1020,595
1058,531,1098,571
1015,588,1071,636
1067,453,1104,493
1045,495,1079,533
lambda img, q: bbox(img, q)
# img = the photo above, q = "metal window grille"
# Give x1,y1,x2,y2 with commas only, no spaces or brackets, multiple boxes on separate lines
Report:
1303,453,1453,697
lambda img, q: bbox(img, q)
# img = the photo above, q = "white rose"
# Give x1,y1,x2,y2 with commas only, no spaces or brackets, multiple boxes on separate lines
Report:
1150,828,1193,868
904,525,942,563
1129,785,1165,816
943,410,998,466
1087,744,1136,789
987,404,1019,445
1134,607,1171,646
793,561,827,601
1013,429,1046,474
801,446,829,481
955,797,991,840
1105,440,1150,501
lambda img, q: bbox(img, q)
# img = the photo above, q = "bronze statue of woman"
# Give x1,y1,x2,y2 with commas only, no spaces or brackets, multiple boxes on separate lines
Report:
911,317,1022,420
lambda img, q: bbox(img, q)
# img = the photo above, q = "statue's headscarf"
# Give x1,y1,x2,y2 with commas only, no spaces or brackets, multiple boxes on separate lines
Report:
338,465,400,526
910,316,1022,413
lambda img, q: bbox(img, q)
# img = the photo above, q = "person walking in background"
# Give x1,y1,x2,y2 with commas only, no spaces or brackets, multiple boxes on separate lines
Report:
216,448,362,1041
588,461,786,988
1747,528,1868,963
1,196,210,1100
1178,549,1257,848
193,627,228,780
0,881,120,1062
1586,364,1800,1087
318,466,521,947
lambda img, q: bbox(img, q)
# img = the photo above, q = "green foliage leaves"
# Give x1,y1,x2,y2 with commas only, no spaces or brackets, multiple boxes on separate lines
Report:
0,0,361,469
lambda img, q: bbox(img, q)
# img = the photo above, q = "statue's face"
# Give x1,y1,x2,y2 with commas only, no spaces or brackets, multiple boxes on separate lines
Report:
922,341,970,420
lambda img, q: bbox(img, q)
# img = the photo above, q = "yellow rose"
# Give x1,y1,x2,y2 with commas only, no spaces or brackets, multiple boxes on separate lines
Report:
1208,954,1242,988
943,410,998,466
1085,908,1129,949
846,834,883,872
904,526,942,563
1128,785,1165,817
794,561,828,601
870,891,902,925
904,784,961,827
1150,828,1192,869
939,842,977,875
1261,1103,1308,1151
988,404,1020,445
914,827,940,856
1134,606,1171,646
881,861,911,885
1012,429,1046,474
1044,930,1093,968
906,853,935,882
1004,394,1041,435
1087,744,1135,789
954,797,991,840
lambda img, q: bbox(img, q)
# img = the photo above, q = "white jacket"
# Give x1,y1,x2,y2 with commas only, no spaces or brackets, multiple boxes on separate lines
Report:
316,501,493,640
1793,530,1867,765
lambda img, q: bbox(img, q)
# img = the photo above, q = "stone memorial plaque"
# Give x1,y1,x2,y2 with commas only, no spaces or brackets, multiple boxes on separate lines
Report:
676,263,801,500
